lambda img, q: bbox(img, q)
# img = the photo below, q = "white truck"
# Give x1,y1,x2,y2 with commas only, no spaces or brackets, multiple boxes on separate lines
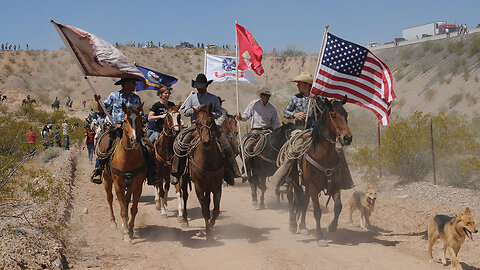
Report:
402,21,446,40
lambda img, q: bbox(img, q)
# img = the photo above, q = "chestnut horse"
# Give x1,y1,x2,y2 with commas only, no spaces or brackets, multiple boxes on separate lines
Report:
289,98,352,247
103,102,147,243
186,104,224,240
153,102,184,219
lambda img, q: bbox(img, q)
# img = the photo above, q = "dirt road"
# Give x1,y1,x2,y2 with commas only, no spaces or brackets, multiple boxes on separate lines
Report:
66,151,478,270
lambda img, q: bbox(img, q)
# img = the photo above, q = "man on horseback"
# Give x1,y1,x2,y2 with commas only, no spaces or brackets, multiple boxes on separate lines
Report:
170,73,239,186
270,72,354,190
90,77,158,185
236,88,281,169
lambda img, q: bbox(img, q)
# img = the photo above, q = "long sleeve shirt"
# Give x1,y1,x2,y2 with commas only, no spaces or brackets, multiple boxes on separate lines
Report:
103,89,142,124
239,99,281,130
183,92,221,123
283,93,325,129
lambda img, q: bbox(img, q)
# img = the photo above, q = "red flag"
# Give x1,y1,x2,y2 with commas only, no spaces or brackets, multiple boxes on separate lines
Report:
236,23,264,76
312,33,395,125
51,20,144,80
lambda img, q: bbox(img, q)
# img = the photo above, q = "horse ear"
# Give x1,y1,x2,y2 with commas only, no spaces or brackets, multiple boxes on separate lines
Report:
177,101,183,108
121,102,127,113
208,103,213,112
342,95,348,104
325,98,333,110
138,102,144,112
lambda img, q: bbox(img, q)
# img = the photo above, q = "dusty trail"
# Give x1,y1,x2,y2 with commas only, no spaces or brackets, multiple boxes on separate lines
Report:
66,152,471,270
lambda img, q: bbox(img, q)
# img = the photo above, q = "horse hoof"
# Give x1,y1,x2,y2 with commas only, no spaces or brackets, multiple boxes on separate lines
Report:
155,204,161,211
251,201,257,206
317,239,328,247
110,222,117,229
327,223,338,233
123,236,132,244
289,225,297,234
177,215,183,222
258,203,265,210
300,229,309,235
181,222,189,228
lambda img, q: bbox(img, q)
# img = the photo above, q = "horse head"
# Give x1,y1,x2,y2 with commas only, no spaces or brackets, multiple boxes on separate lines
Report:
164,101,183,136
221,114,238,137
122,102,144,144
315,96,352,146
193,104,218,146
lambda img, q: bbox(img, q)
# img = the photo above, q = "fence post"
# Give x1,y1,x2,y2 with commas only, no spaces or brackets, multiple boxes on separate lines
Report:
377,123,382,178
430,118,437,185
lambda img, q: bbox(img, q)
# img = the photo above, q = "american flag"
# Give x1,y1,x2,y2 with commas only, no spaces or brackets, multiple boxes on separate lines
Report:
312,33,395,125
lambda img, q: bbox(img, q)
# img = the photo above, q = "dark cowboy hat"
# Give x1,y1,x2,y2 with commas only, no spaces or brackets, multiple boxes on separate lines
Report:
217,96,225,103
191,74,213,88
114,77,141,85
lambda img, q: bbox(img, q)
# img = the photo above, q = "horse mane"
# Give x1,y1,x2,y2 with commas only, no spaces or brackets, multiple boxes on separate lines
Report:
312,106,329,146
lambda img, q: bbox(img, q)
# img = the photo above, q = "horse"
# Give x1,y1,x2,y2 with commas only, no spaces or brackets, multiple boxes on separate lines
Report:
22,98,36,105
243,122,294,209
152,102,184,219
184,104,224,240
288,97,352,247
102,102,147,243
51,100,59,110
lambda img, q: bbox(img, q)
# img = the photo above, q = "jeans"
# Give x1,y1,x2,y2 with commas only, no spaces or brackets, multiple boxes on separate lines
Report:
86,143,94,161
64,135,70,150
147,129,161,143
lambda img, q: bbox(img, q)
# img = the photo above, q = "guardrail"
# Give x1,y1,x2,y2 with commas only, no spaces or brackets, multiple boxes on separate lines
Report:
370,27,480,51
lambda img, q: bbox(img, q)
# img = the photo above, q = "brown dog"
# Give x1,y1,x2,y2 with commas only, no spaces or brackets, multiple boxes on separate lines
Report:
348,185,376,230
427,207,478,270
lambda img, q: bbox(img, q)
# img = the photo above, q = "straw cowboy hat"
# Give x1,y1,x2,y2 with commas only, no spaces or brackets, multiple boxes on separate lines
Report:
291,72,314,85
114,77,142,85
256,87,273,96
191,74,213,88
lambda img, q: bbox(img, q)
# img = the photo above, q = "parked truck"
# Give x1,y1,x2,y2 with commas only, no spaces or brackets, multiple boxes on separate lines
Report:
402,21,446,40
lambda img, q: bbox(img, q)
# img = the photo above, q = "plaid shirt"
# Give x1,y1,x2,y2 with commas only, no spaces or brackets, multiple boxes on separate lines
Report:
103,89,142,124
284,93,325,128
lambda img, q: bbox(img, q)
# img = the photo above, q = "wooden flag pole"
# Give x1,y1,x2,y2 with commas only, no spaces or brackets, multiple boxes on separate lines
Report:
235,20,247,175
304,25,329,130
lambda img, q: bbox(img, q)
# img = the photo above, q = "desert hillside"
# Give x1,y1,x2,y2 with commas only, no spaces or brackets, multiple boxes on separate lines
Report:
1,32,480,124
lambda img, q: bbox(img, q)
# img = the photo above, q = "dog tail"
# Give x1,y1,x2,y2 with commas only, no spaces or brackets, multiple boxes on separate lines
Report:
421,229,428,240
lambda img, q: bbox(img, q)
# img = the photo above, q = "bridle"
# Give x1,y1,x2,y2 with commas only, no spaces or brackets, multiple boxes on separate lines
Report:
162,111,182,137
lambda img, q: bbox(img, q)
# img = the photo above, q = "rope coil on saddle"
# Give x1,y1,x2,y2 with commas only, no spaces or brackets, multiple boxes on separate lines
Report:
276,129,312,167
241,131,268,158
95,131,120,160
173,128,195,158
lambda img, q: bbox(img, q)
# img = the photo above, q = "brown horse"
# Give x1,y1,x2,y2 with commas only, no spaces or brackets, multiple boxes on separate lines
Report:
289,97,352,247
153,102,184,219
103,102,147,243
186,104,224,240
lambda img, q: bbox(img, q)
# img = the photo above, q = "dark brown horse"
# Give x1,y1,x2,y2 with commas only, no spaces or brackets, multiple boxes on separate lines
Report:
102,102,147,243
289,97,352,247
185,104,224,240
153,102,183,219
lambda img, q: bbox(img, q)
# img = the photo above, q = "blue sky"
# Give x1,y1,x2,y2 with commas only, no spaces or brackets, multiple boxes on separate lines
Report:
1,0,479,53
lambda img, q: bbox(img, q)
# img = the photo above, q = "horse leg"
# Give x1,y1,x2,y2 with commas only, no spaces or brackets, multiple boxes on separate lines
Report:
103,176,117,228
327,192,342,233
209,185,222,232
298,185,310,235
113,183,130,243
195,189,211,240
159,181,168,217
181,176,189,227
128,181,143,241
258,176,266,210
154,184,162,211
287,183,297,234
175,183,183,221
311,191,327,247
163,180,170,208
248,174,258,206
275,184,281,210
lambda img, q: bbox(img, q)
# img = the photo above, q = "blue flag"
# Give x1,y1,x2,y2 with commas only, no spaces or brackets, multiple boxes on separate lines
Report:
134,64,178,91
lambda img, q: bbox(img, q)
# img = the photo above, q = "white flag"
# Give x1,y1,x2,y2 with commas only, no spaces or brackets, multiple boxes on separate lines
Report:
205,53,254,83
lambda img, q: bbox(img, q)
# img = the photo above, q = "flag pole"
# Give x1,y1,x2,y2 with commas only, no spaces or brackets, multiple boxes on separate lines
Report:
50,18,113,124
203,49,207,74
304,24,329,130
235,20,247,176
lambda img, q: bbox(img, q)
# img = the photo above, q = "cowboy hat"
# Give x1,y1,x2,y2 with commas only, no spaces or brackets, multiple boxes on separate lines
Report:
257,87,273,96
291,72,314,85
114,77,141,85
191,73,213,88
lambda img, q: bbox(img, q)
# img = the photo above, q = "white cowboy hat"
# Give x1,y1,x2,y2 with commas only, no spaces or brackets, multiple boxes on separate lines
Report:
291,72,314,85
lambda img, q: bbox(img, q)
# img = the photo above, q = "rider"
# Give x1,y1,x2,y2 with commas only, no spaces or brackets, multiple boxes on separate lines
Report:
170,73,238,186
90,77,158,185
215,96,228,126
147,86,175,143
235,88,281,171
270,72,354,190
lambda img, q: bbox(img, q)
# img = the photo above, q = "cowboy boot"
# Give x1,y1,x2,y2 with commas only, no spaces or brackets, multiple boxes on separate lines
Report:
142,138,161,186
170,156,185,185
91,160,105,184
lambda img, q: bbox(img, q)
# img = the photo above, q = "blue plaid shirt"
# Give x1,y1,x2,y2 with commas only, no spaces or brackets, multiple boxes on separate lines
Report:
284,93,325,128
103,90,142,124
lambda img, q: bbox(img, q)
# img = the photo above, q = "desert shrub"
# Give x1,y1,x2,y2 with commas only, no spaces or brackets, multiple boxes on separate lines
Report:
439,76,451,84
38,147,62,163
468,36,480,56
431,43,444,53
398,61,409,68
423,41,433,52
394,70,405,81
400,48,414,60
21,168,66,204
437,157,480,188
281,44,305,57
475,75,479,82
448,93,463,108
415,61,431,73
450,58,467,74
463,68,470,81
4,64,13,75
447,40,465,55
351,145,380,185
423,88,436,100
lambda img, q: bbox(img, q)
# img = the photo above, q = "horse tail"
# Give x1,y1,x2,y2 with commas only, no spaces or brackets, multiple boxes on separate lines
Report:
292,178,306,221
